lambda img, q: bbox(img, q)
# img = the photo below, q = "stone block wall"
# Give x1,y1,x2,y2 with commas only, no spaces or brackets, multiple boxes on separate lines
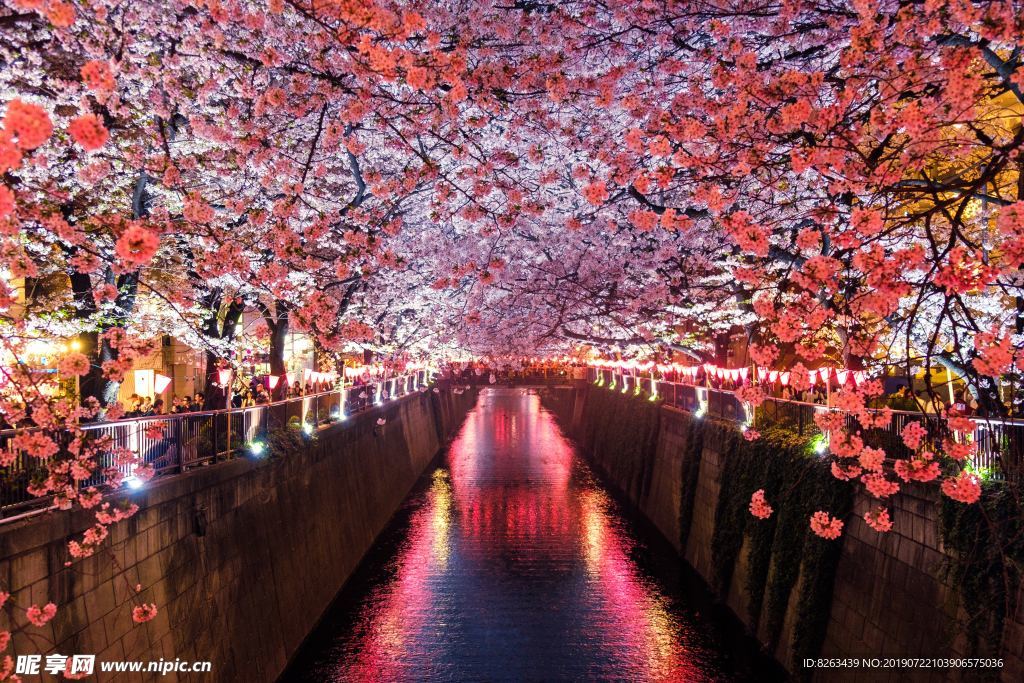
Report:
0,387,478,682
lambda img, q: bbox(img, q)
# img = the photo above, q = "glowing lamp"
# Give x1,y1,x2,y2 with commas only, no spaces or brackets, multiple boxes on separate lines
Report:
218,368,232,385
154,373,172,394
267,375,280,390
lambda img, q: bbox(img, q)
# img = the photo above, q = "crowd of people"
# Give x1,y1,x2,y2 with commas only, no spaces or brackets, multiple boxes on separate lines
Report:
120,376,350,418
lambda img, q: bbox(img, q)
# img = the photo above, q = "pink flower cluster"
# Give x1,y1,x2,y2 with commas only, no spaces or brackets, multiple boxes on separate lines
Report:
972,327,1015,377
861,472,900,499
68,113,109,151
940,471,981,504
57,351,91,378
901,421,927,450
864,507,893,533
25,602,57,627
114,225,160,267
132,603,158,624
894,451,940,483
749,489,773,519
810,511,844,540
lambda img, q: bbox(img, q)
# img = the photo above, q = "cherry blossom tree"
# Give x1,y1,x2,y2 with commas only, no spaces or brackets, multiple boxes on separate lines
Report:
2,0,1024,656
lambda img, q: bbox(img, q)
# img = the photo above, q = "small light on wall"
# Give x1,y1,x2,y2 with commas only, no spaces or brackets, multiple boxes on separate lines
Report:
124,476,144,490
249,441,266,457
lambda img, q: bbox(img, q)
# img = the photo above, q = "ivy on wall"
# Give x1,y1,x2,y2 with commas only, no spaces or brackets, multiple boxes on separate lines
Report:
700,419,852,673
577,384,661,496
940,480,1023,658
677,418,705,549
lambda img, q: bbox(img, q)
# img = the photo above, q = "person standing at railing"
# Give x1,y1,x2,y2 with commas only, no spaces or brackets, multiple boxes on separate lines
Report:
952,389,978,417
152,398,165,415
126,394,143,417
915,391,946,414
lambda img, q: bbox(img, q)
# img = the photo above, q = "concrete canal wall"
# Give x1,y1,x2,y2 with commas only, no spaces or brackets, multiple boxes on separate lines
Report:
0,388,478,682
543,385,1024,682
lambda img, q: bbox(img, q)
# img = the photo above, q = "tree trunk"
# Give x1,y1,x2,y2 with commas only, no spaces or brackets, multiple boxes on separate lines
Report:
266,302,290,400
201,295,244,409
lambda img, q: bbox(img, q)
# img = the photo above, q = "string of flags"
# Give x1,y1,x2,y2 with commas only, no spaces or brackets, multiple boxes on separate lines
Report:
591,360,867,387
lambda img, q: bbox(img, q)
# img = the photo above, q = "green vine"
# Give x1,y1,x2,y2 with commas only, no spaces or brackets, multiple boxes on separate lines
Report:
705,423,852,673
940,480,1023,659
677,417,705,549
265,422,316,460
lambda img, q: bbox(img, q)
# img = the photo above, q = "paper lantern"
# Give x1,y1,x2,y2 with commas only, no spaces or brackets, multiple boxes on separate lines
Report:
768,370,779,383
853,371,866,385
779,371,790,386
739,368,749,381
729,369,740,382
837,370,851,385
267,375,280,390
154,373,172,394
807,369,818,385
218,368,232,385
303,368,313,383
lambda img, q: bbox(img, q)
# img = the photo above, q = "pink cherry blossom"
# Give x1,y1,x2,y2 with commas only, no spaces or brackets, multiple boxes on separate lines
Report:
114,225,159,267
941,472,982,505
132,603,158,624
748,489,773,519
864,507,893,533
25,602,57,627
810,511,844,540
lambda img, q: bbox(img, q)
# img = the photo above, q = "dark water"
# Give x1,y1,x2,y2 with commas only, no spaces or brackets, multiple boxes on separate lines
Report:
284,388,782,682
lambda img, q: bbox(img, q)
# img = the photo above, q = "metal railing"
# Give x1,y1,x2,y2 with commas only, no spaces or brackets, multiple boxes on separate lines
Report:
589,368,1023,481
0,371,428,518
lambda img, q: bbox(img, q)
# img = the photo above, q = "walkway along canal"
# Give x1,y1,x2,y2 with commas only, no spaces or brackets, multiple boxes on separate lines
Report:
284,387,781,681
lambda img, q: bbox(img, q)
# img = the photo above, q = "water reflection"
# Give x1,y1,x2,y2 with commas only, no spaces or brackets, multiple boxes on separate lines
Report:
286,388,779,682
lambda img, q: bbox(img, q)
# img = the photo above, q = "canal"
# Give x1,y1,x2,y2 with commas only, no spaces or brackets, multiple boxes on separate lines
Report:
284,387,782,681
